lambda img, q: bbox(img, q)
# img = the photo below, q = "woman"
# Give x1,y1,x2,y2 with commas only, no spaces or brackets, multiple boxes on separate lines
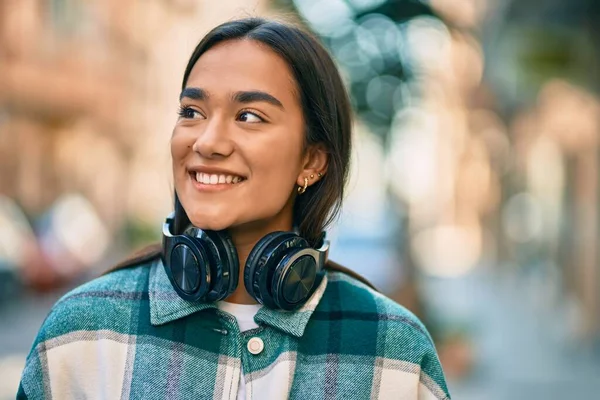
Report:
18,18,450,399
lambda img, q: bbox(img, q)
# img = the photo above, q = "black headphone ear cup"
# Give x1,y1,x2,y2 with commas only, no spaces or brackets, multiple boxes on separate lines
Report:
185,228,237,302
271,250,319,311
182,227,219,300
206,230,239,301
163,235,212,302
244,232,285,303
245,232,307,308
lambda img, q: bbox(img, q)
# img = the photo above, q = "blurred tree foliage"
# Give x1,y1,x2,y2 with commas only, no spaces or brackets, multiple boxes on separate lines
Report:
274,0,441,143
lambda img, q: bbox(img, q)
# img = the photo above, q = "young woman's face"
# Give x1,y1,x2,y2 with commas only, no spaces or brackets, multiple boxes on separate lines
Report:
171,39,306,232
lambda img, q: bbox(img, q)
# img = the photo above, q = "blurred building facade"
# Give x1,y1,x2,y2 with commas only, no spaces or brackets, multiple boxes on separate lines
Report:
0,0,269,280
1,0,147,228
0,0,269,227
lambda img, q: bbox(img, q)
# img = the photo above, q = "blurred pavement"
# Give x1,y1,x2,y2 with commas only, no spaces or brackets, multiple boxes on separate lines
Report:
443,264,600,400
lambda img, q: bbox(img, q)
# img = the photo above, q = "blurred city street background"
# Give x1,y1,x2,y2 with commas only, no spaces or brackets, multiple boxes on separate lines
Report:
2,0,600,399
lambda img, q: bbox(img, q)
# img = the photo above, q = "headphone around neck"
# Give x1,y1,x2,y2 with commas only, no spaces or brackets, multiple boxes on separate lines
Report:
161,212,330,311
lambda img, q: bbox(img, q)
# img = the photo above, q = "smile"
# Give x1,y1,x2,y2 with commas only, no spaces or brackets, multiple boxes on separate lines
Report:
189,172,246,192
193,172,245,184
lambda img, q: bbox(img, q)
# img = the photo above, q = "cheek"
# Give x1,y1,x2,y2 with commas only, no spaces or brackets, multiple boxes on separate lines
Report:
255,135,302,179
247,140,302,209
170,131,191,177
170,132,185,161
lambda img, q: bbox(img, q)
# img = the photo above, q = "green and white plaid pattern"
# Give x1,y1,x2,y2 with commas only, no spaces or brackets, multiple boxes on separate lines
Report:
18,259,450,399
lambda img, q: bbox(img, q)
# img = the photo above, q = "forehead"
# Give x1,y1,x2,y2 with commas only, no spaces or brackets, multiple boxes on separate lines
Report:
186,39,298,101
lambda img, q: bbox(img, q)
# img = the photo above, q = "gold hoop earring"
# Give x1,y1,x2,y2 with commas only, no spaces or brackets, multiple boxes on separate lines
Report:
297,177,308,194
317,172,323,178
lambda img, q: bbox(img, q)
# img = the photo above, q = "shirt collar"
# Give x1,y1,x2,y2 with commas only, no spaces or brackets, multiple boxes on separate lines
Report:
149,258,328,338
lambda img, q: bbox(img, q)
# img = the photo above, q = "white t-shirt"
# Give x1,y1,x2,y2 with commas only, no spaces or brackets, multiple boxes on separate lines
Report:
216,301,261,400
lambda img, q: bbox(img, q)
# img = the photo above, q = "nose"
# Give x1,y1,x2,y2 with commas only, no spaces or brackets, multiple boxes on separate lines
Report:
192,118,234,159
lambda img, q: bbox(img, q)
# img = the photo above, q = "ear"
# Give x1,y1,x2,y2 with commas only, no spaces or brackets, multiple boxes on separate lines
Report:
296,144,328,188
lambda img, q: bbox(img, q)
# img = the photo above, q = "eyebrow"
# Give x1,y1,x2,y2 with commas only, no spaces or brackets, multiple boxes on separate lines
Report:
233,91,284,109
179,87,284,109
179,87,207,101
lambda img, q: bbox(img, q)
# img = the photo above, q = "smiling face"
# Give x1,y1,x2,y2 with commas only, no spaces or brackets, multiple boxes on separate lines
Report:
171,39,311,234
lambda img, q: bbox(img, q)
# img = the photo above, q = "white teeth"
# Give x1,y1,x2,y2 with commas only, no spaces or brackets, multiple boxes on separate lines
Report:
193,172,243,185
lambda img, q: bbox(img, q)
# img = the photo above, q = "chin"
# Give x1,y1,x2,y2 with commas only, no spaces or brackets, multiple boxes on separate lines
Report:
187,211,234,232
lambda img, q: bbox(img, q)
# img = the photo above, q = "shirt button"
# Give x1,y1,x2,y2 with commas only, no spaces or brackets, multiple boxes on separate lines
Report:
247,337,264,355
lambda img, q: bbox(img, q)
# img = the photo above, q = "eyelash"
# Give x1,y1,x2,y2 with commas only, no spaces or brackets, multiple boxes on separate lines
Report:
178,105,202,119
177,105,266,123
237,110,265,123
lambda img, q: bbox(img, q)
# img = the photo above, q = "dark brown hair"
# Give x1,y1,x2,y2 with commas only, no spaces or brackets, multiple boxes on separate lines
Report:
108,18,374,289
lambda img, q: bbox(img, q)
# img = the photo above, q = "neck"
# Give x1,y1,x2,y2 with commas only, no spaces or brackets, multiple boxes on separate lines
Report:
225,216,294,304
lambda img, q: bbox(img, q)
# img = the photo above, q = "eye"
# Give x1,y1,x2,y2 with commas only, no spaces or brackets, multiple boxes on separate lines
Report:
178,106,204,120
237,111,264,123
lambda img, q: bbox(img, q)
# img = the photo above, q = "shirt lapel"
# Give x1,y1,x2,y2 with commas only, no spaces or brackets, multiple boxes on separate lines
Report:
148,258,217,326
149,257,328,338
254,275,328,338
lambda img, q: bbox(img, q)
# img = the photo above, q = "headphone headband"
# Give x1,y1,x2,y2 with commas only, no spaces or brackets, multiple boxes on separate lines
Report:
315,238,329,270
163,212,175,236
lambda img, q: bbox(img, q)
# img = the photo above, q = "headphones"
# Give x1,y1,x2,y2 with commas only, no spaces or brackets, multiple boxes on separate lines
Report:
161,212,329,311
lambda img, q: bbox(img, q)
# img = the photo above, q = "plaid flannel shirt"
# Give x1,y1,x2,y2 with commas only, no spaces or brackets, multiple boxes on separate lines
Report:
18,258,450,399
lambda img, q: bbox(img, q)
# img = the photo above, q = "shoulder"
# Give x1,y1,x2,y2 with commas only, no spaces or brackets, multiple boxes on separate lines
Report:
19,261,155,399
63,261,151,300
323,269,432,342
35,261,153,343
318,269,450,398
320,269,440,366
